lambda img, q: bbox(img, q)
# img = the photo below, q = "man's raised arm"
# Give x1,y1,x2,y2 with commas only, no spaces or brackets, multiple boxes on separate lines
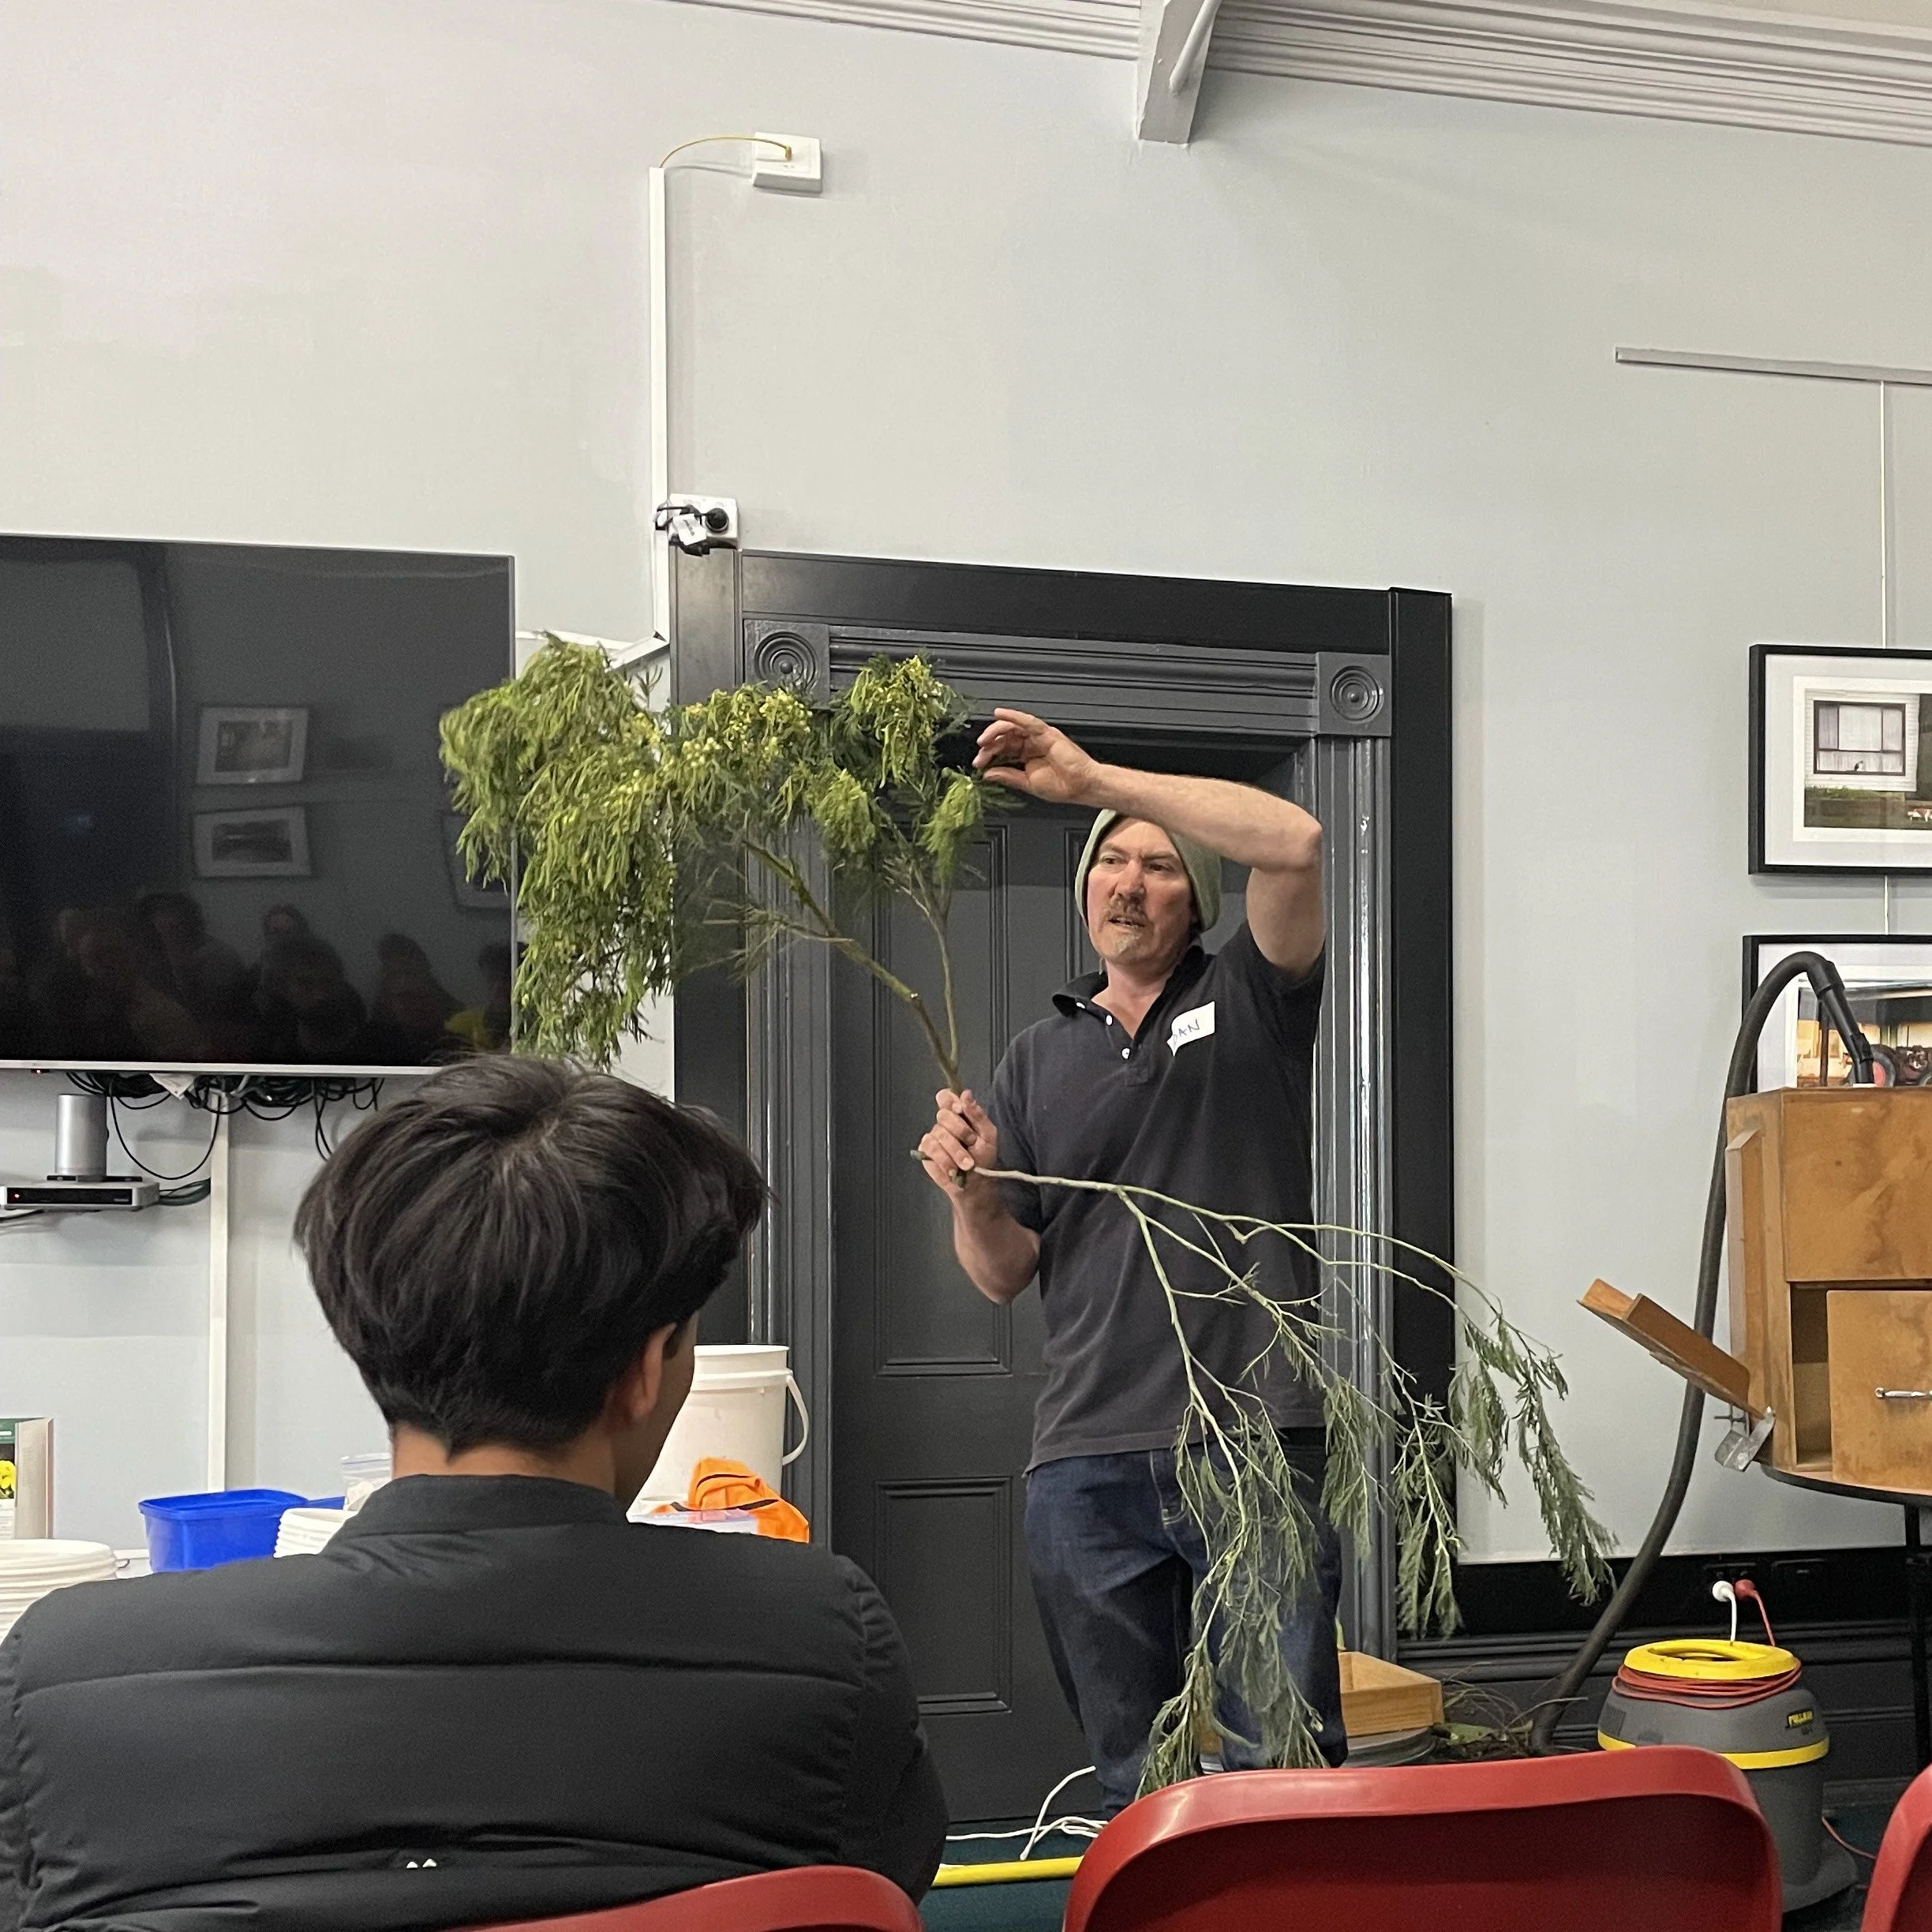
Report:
975,709,1324,975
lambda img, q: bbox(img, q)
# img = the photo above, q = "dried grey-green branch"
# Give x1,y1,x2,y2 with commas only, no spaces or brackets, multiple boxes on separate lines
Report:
971,1166,1614,1787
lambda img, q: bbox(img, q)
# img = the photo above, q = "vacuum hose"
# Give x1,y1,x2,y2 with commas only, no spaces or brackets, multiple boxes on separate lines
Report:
1527,951,1874,1754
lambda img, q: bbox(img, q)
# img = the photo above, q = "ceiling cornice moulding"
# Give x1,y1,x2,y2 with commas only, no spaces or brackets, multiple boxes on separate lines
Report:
669,0,1932,145
673,0,1135,57
1219,2,1932,144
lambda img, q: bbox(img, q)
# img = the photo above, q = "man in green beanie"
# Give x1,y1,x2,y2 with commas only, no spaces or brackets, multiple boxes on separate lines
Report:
916,707,1340,1813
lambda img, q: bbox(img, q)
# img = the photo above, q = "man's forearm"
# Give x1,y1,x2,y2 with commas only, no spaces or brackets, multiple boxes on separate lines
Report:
1085,765,1320,874
952,1200,1039,1305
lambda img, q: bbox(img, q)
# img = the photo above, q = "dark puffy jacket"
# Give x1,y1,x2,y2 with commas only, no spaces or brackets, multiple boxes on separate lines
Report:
0,1476,946,1932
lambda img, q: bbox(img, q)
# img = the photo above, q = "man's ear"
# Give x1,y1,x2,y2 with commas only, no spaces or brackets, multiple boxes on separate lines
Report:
610,1321,683,1429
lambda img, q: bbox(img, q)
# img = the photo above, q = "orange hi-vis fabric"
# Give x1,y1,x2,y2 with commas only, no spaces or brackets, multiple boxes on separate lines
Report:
686,1458,811,1542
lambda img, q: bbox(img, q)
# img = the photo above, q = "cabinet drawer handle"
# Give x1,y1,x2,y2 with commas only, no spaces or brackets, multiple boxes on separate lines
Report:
1876,1387,1932,1401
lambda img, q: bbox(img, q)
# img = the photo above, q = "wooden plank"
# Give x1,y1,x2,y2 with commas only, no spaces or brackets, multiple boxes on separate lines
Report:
1724,1109,1771,1413
1339,1651,1443,1737
1828,1289,1932,1489
1580,1279,1756,1413
1728,1093,1799,1469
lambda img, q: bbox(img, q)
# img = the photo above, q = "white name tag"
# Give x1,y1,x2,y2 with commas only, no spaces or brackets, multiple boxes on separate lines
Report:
1168,1002,1216,1054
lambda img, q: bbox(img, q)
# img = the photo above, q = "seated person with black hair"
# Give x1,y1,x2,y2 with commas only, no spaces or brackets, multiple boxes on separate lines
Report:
0,1059,946,1932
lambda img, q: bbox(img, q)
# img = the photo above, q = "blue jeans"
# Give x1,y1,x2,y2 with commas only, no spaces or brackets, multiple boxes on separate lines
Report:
1024,1433,1346,1815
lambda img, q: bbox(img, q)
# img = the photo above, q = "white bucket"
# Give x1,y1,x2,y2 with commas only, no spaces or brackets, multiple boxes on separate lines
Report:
632,1345,809,1511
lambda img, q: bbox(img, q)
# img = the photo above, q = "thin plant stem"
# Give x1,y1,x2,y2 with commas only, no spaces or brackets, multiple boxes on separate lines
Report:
742,837,960,1086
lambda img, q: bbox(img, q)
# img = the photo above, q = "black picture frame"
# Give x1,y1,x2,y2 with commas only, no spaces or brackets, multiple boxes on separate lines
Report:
195,704,309,787
1744,930,1932,1090
1750,642,1932,874
191,803,312,879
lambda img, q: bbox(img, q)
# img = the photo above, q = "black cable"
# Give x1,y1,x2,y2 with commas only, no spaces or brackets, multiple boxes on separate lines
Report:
61,1073,384,1178
67,1070,165,1103
107,1092,222,1184
1528,951,1874,1753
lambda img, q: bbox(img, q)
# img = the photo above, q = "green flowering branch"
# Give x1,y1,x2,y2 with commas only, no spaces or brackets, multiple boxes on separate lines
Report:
440,636,994,1087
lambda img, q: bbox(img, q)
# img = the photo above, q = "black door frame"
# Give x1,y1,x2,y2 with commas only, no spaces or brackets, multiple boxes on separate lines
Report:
671,545,1453,1657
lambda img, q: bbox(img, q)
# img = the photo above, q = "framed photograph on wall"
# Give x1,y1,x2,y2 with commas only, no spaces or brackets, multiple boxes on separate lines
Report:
442,811,507,911
193,805,312,879
1745,933,1932,1089
197,706,309,786
1751,644,1932,872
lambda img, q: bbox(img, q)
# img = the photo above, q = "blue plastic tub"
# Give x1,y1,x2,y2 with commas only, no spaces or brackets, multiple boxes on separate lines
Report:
139,1488,308,1571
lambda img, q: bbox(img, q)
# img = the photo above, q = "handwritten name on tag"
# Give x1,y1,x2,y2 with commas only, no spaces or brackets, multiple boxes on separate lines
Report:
1168,1002,1216,1054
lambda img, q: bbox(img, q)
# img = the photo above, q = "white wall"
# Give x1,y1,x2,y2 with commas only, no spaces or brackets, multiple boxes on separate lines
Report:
4,0,1932,1559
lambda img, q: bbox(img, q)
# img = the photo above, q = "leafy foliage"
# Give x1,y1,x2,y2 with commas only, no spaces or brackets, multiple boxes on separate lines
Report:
441,638,995,1080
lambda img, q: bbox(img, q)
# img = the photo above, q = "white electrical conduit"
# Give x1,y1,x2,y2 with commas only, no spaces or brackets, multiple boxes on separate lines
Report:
1881,378,1896,934
649,163,670,653
1169,0,1226,94
647,137,792,654
205,1110,231,1491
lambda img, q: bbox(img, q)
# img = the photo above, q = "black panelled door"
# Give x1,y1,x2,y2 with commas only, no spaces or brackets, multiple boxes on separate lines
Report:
830,805,1251,1822
831,808,1088,1823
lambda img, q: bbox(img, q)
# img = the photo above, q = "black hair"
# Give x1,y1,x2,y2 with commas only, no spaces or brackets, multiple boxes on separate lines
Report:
294,1056,765,1452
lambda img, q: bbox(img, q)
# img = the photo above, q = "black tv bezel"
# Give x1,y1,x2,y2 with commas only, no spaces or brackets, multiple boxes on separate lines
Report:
0,531,518,1080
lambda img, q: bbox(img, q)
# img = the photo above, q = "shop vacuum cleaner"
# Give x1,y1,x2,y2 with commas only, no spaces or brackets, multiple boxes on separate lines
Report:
1530,951,1879,1916
1597,1579,1855,1911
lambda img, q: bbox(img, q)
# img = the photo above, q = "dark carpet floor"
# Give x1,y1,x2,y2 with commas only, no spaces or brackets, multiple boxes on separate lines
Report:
922,1828,1087,1932
1788,1801,1891,1932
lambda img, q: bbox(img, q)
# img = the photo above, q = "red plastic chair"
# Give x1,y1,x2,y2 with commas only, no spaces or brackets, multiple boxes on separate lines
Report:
471,1866,920,1932
1863,1762,1932,1931
1064,1747,1780,1932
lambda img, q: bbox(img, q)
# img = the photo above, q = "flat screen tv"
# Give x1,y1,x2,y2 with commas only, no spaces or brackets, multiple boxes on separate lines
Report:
0,536,516,1073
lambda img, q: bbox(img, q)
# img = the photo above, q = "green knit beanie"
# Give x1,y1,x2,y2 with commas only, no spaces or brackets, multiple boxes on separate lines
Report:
1073,809,1222,936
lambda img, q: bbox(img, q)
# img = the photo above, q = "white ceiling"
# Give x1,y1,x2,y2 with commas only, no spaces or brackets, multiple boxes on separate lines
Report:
668,0,1932,146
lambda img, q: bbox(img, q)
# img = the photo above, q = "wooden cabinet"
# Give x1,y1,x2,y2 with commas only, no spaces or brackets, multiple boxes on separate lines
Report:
1726,1087,1932,1489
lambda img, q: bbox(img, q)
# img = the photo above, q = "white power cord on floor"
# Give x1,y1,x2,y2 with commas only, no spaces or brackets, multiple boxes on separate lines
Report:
942,1765,1106,1861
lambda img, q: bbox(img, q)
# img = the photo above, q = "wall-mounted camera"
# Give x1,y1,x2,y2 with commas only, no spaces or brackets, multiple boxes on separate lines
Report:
654,495,739,556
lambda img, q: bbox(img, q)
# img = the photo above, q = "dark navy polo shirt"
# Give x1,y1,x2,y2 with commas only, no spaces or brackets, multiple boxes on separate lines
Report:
986,925,1324,1466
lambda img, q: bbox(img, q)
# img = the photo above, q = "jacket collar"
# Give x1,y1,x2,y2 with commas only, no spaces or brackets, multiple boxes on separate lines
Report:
331,1472,631,1540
